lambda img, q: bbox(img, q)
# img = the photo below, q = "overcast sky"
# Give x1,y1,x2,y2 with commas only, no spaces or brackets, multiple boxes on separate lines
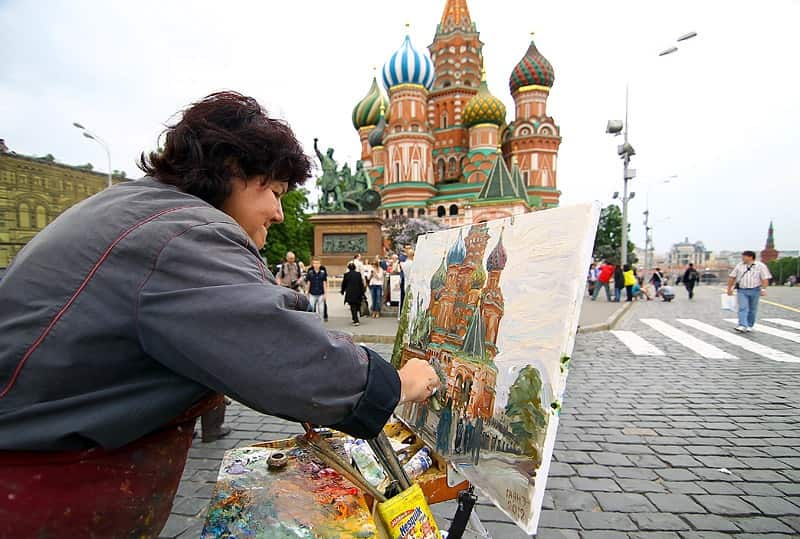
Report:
2,0,798,253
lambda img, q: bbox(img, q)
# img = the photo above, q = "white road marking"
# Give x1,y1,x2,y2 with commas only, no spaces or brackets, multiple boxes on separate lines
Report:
723,319,800,344
763,318,800,330
611,330,665,356
678,319,800,363
640,319,736,359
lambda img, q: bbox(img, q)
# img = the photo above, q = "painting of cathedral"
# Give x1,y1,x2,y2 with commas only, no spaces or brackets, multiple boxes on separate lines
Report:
392,203,599,534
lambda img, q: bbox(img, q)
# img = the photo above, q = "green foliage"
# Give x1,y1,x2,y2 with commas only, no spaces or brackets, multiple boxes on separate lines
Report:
593,204,637,264
767,257,800,285
504,366,549,462
259,188,313,266
391,289,413,368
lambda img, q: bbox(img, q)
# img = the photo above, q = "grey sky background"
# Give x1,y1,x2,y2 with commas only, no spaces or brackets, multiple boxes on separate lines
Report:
1,0,798,253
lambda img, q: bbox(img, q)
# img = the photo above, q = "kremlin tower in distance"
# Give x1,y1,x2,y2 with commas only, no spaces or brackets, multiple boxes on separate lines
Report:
760,221,779,263
350,0,562,228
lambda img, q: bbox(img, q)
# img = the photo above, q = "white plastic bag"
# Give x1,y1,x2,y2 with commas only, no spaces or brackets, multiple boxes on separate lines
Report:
720,293,737,311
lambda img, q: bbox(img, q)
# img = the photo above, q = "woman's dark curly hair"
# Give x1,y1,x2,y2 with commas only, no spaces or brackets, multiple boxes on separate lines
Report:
139,91,312,208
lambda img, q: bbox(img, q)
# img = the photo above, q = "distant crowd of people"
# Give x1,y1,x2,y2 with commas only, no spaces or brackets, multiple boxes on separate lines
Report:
273,246,415,326
587,260,702,303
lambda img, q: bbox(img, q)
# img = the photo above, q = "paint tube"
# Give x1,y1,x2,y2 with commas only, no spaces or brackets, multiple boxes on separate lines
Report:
402,447,432,480
347,439,387,487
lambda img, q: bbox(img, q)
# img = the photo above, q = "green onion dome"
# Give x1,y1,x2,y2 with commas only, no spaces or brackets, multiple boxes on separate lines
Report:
470,265,487,289
352,77,389,130
463,75,506,128
430,256,447,290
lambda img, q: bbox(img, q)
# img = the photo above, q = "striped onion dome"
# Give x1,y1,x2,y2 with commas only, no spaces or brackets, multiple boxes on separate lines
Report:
382,34,435,90
486,230,507,271
463,74,506,127
352,76,389,130
446,230,466,266
509,36,555,93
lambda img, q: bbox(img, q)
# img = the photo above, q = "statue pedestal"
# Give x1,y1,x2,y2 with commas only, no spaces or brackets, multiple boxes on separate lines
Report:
310,212,383,275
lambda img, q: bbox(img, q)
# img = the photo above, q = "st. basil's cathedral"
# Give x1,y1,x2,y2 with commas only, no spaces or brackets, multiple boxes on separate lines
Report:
350,0,561,227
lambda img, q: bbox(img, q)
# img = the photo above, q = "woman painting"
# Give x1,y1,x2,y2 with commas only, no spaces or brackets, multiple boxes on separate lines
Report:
0,91,438,537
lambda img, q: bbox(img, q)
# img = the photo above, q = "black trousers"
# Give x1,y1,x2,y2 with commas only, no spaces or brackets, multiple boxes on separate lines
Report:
349,302,360,323
686,282,696,299
625,285,633,301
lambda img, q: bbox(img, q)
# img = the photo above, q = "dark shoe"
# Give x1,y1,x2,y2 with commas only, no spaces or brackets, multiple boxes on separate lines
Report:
202,426,231,443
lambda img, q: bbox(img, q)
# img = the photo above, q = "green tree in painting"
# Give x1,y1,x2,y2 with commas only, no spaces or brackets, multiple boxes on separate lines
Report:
593,204,637,264
259,188,314,266
391,290,413,368
504,366,549,463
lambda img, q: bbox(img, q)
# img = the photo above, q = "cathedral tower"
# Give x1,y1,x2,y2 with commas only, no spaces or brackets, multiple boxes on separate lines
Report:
504,35,562,207
381,30,437,214
428,0,483,183
760,221,779,263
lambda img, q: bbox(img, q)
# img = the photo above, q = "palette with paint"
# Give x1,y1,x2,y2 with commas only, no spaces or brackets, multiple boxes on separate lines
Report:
200,423,465,538
201,442,377,538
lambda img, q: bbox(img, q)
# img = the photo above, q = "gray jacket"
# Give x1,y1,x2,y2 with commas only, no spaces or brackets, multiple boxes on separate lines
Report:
0,178,400,451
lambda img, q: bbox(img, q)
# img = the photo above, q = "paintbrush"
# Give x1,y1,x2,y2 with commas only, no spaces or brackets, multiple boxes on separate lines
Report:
300,424,387,503
369,432,412,491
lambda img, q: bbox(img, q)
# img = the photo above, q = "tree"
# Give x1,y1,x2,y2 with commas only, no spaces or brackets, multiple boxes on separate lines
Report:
767,256,799,285
504,366,549,463
259,188,313,267
383,216,447,253
593,204,637,264
391,289,413,368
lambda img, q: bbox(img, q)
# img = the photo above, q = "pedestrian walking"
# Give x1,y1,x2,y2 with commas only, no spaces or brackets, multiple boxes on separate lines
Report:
304,258,327,320
613,264,625,302
623,264,636,302
727,250,772,333
276,251,303,292
592,260,613,301
682,263,700,300
341,262,366,326
649,267,664,294
587,263,598,297
368,259,385,318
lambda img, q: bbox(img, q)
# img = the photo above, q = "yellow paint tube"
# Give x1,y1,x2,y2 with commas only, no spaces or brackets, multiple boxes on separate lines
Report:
377,483,440,539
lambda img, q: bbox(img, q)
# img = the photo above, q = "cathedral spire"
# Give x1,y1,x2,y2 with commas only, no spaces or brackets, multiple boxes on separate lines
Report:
437,0,474,33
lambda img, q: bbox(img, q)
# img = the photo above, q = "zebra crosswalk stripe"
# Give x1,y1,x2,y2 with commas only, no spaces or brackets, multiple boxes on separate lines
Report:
640,319,736,359
763,318,800,330
677,319,800,364
723,319,800,344
611,330,665,356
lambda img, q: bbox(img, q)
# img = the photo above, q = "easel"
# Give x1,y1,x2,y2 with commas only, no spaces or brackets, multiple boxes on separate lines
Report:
446,486,492,539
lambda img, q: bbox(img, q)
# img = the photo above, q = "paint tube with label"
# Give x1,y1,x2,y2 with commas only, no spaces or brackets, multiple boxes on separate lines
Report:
402,447,432,480
347,439,387,487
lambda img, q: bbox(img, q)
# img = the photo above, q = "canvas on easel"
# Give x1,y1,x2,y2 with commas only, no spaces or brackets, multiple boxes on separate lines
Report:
391,203,599,534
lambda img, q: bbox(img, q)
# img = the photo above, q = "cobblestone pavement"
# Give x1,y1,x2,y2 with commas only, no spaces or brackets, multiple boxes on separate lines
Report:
161,287,800,538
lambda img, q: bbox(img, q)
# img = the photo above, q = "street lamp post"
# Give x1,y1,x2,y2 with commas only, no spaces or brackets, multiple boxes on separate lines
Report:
643,175,678,270
606,31,697,267
72,122,112,188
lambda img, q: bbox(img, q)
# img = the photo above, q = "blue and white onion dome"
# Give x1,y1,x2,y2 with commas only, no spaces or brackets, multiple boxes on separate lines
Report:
382,34,435,90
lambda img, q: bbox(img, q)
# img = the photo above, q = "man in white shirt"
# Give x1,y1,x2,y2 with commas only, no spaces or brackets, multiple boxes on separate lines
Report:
727,250,772,333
